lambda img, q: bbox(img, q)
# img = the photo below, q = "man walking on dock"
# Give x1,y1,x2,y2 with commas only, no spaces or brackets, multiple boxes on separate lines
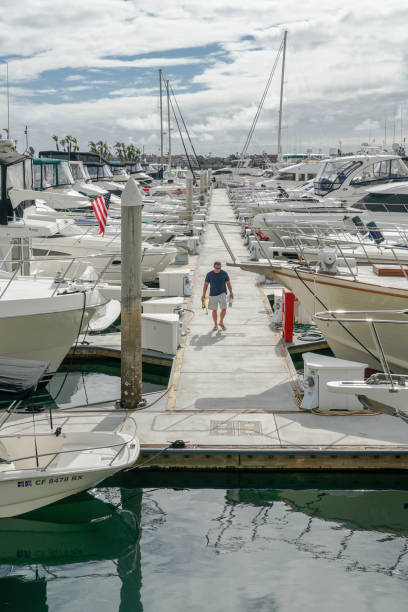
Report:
202,261,233,331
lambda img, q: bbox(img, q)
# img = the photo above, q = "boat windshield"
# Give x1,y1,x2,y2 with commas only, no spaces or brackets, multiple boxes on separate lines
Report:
350,158,408,186
33,161,74,189
57,161,75,186
86,164,113,180
6,161,32,191
314,159,362,196
112,167,128,177
126,164,138,173
70,163,91,182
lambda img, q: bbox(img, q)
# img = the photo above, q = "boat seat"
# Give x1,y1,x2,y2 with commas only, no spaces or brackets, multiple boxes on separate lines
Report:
56,444,112,469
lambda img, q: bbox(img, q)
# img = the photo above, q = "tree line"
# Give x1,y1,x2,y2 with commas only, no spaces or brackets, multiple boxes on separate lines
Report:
51,135,140,161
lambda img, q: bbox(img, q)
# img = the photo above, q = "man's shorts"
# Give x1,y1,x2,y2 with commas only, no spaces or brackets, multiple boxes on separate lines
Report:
208,292,227,310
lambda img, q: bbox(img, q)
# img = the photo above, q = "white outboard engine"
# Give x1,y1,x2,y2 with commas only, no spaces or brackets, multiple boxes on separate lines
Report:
318,248,338,274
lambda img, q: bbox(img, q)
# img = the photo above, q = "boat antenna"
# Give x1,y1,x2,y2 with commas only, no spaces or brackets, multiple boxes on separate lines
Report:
169,83,201,170
237,32,285,168
159,69,164,160
165,79,172,174
166,79,196,178
277,30,288,161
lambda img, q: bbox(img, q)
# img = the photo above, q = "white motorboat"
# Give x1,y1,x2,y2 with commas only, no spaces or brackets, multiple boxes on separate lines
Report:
0,358,140,517
0,427,139,517
0,274,107,375
39,150,125,196
234,248,408,372
31,233,177,282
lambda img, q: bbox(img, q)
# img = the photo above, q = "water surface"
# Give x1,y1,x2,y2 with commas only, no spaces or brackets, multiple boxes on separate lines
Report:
2,479,408,611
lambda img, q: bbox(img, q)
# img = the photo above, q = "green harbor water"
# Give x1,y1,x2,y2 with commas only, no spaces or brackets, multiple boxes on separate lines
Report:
3,477,408,611
2,365,408,610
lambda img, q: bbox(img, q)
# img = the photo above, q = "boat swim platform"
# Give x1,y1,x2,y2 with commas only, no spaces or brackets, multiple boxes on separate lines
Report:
67,188,408,471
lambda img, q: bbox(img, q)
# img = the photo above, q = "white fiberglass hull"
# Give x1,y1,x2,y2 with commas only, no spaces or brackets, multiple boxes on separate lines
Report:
0,430,139,517
31,236,177,282
0,467,119,517
238,262,408,372
0,288,104,374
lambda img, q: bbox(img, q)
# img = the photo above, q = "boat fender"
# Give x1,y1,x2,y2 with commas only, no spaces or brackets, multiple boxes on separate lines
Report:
55,426,62,437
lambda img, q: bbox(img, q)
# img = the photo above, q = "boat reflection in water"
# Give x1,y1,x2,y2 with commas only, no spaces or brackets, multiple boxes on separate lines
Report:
227,488,408,536
203,481,408,579
0,487,142,612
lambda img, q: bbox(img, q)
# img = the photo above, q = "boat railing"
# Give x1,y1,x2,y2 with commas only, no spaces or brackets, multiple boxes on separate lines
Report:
0,411,138,470
0,252,118,299
314,308,408,389
245,220,408,278
5,437,135,471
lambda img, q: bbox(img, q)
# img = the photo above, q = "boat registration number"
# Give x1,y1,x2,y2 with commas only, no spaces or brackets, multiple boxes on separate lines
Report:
17,475,84,487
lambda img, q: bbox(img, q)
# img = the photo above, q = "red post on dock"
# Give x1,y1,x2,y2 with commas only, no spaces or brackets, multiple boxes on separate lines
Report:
282,289,295,343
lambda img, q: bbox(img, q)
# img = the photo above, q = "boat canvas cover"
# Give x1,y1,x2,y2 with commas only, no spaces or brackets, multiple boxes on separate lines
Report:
0,357,49,399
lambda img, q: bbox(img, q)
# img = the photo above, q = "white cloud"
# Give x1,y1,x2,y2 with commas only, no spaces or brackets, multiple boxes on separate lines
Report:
354,119,381,133
65,75,86,82
1,0,408,154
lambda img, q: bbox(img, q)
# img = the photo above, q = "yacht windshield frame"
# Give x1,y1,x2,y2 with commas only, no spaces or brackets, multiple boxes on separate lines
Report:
314,159,363,196
350,158,408,187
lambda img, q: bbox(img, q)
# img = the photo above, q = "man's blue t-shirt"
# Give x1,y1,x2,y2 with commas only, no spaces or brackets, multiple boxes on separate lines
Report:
205,270,230,296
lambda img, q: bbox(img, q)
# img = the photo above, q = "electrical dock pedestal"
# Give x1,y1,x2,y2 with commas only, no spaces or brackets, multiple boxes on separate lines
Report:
130,187,408,471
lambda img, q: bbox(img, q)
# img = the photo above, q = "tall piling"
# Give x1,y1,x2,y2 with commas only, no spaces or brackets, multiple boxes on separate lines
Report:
121,178,143,408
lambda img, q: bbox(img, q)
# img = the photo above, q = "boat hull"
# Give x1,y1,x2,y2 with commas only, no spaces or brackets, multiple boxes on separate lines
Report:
0,298,98,373
238,262,408,372
0,467,119,518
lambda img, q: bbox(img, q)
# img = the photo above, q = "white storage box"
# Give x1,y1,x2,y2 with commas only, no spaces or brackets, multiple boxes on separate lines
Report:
142,313,180,355
158,269,193,297
143,297,185,315
301,352,367,411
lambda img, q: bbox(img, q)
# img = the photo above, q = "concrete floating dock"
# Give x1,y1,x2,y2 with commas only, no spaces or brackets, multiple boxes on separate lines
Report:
75,188,408,470
132,189,408,470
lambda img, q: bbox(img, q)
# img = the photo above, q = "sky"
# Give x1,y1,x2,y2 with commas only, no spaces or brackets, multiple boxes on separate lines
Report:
0,0,407,157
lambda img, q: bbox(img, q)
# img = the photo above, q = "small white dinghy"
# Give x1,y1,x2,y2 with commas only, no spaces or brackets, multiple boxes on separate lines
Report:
0,357,140,518
0,428,139,517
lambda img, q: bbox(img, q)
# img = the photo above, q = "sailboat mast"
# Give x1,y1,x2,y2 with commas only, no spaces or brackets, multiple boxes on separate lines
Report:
277,30,287,161
159,69,163,160
166,79,171,173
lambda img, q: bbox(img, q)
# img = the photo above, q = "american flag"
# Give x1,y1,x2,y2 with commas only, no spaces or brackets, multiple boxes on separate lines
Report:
91,195,108,236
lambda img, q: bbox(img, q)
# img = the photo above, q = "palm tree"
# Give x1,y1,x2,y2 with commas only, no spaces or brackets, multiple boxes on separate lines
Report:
59,138,67,152
126,144,140,161
114,141,126,161
52,134,59,151
88,140,98,155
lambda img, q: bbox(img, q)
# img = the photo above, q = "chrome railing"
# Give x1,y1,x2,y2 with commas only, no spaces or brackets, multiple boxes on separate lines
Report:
0,252,118,299
314,309,408,389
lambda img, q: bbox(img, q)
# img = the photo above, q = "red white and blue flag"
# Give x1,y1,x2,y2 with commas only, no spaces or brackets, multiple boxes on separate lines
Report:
91,195,108,236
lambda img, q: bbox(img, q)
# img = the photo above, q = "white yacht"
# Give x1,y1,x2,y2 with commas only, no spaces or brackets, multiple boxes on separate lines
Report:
234,247,408,373
255,158,325,189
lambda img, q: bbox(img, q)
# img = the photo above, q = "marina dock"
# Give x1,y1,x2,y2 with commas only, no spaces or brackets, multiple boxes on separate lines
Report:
71,189,408,470
131,189,408,470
